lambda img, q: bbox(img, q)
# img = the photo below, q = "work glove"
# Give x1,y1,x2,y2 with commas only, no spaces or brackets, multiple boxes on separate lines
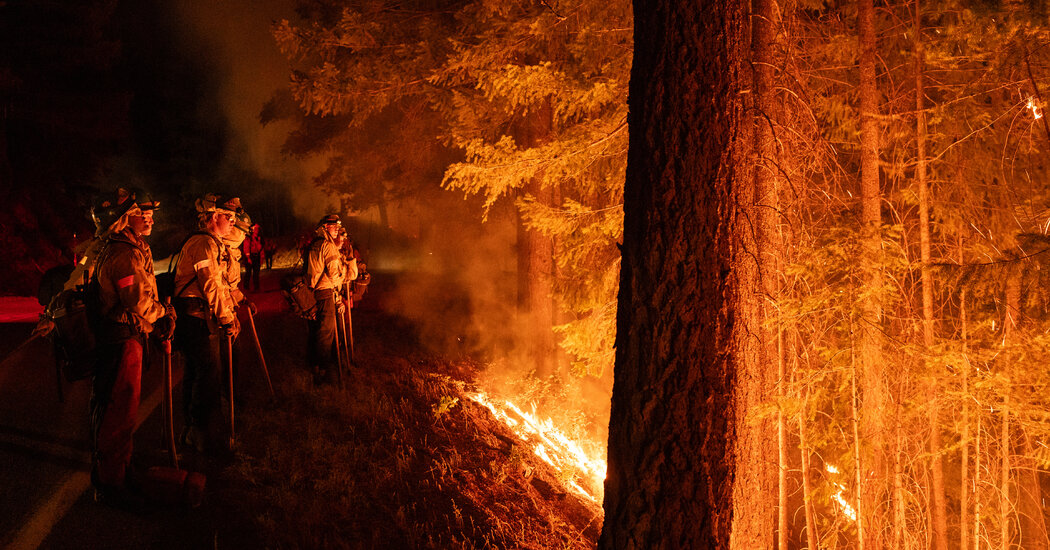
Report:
239,299,257,315
154,316,176,342
164,302,177,322
220,317,240,339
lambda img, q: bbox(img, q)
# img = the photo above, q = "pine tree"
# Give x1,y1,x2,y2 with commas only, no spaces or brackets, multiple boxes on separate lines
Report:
600,0,750,544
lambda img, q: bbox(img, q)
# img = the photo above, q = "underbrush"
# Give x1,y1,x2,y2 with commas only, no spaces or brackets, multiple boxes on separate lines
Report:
222,353,603,549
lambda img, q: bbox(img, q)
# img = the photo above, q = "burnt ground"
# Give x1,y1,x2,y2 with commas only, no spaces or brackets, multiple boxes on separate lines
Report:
1,268,603,549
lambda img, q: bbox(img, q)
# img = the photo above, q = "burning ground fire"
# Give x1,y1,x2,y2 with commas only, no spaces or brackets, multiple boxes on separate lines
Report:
467,392,608,503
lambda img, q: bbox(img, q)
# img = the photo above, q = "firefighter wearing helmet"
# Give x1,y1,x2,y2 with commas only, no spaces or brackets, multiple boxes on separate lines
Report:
173,193,239,453
219,197,255,403
305,214,357,384
219,197,252,309
90,187,175,506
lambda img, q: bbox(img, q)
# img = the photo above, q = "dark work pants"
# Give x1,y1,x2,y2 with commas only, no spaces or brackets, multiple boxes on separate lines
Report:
175,312,222,432
307,288,337,377
247,253,261,290
91,327,143,488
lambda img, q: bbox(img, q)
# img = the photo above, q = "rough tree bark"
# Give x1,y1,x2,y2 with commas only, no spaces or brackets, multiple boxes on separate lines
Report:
857,0,888,545
599,0,752,547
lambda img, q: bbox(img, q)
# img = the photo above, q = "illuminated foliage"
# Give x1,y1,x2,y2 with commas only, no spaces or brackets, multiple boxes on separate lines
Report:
272,0,629,378
272,0,1050,545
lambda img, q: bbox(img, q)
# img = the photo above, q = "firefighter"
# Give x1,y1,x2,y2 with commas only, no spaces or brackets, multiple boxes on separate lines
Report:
173,194,239,453
334,226,363,302
220,198,254,401
219,197,251,308
242,222,263,291
306,214,357,384
90,188,175,505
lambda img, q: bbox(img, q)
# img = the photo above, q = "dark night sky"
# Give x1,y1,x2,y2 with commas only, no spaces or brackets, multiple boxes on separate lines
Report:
0,0,332,292
116,0,330,220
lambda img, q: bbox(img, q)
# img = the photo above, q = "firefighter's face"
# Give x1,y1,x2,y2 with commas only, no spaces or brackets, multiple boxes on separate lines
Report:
128,209,153,236
210,211,234,238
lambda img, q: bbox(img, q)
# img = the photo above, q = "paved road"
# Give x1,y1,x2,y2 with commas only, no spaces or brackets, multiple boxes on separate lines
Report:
0,270,302,549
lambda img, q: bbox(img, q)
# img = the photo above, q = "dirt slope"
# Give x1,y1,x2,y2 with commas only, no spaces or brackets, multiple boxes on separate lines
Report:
212,274,604,549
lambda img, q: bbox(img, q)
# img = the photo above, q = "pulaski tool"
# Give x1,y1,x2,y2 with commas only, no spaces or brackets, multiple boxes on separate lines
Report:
141,299,206,508
245,306,274,397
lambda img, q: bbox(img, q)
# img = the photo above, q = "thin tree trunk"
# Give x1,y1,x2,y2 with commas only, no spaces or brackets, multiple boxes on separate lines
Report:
516,100,557,377
893,382,905,550
798,336,819,550
976,408,983,550
738,0,781,545
851,313,866,550
1019,432,1049,550
600,0,751,547
1001,274,1020,550
858,0,887,545
1001,397,1011,550
961,281,971,550
799,407,820,550
914,3,948,547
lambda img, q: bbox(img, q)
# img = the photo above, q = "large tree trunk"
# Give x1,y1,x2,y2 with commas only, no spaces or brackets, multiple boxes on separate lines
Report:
600,0,751,547
857,0,887,546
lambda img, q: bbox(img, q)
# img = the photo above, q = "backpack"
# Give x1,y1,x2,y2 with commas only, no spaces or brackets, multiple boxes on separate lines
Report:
280,273,316,320
157,231,220,301
45,269,103,382
352,270,370,303
280,237,323,320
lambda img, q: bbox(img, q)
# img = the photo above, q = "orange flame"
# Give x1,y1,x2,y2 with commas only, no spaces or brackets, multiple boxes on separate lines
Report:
469,391,607,502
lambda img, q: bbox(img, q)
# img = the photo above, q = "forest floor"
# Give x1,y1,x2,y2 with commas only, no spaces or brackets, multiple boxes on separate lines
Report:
1,268,603,549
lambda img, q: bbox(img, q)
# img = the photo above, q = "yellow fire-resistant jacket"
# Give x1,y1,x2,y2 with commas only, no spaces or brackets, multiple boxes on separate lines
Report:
224,238,245,305
174,231,236,326
306,230,357,291
96,228,166,333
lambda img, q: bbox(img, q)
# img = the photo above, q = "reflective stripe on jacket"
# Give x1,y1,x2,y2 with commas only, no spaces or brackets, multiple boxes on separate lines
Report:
224,241,245,305
306,233,345,291
174,232,236,325
96,228,166,332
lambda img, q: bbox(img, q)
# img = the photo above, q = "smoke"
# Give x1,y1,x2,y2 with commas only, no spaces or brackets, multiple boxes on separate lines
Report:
169,0,331,222
159,0,612,443
370,188,612,447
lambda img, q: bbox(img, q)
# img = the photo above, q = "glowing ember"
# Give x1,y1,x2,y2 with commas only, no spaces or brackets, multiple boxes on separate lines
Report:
469,391,608,502
1028,97,1043,119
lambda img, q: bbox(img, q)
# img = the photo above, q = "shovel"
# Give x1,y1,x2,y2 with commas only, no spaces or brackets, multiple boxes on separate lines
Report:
161,337,178,469
226,332,235,448
343,283,355,365
333,295,345,389
141,304,206,508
